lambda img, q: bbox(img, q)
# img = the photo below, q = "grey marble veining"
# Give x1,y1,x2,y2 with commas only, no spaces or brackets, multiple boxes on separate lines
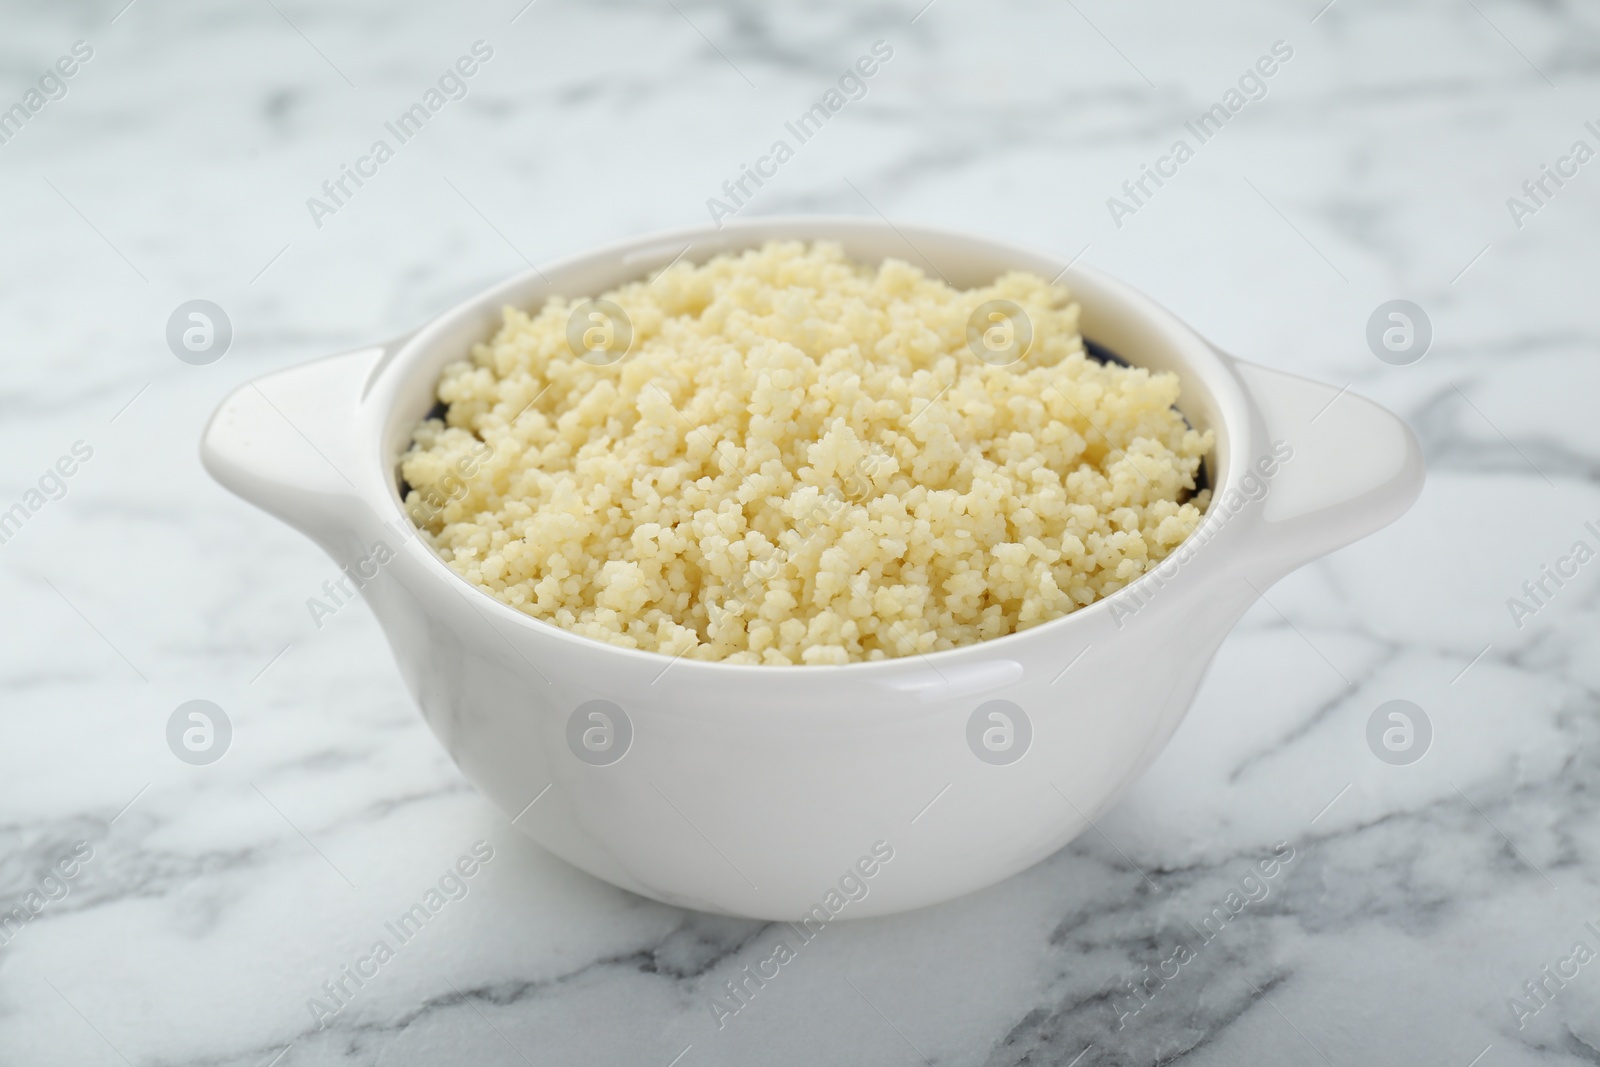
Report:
2,0,1599,1064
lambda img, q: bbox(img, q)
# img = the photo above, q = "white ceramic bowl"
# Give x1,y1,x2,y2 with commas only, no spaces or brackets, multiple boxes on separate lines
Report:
201,217,1422,919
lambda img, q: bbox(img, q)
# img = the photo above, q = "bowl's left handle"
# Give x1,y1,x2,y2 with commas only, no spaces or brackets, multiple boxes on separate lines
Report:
1229,357,1425,579
200,339,403,551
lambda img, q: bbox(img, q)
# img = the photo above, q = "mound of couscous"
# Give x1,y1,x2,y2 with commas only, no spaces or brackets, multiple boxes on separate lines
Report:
400,241,1211,664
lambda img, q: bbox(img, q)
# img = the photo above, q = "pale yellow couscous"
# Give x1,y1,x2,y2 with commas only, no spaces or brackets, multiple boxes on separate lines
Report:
400,241,1211,665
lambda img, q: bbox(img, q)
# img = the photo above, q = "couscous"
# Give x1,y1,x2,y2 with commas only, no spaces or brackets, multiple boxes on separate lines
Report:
400,241,1211,664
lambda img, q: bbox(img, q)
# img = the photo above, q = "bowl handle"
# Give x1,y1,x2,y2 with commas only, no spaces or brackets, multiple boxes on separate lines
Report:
1229,357,1424,576
200,337,405,552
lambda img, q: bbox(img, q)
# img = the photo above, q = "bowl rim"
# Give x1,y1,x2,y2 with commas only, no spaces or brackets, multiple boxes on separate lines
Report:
368,214,1252,677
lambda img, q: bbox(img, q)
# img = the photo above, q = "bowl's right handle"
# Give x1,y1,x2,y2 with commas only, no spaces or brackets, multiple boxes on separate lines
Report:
1228,357,1425,578
200,337,406,552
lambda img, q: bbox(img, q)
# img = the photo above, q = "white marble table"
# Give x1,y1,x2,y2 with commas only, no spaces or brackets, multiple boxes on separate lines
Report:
2,0,1598,1063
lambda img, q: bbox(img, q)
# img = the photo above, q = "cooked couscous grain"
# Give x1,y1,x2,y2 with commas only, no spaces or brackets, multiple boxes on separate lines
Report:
401,240,1211,664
